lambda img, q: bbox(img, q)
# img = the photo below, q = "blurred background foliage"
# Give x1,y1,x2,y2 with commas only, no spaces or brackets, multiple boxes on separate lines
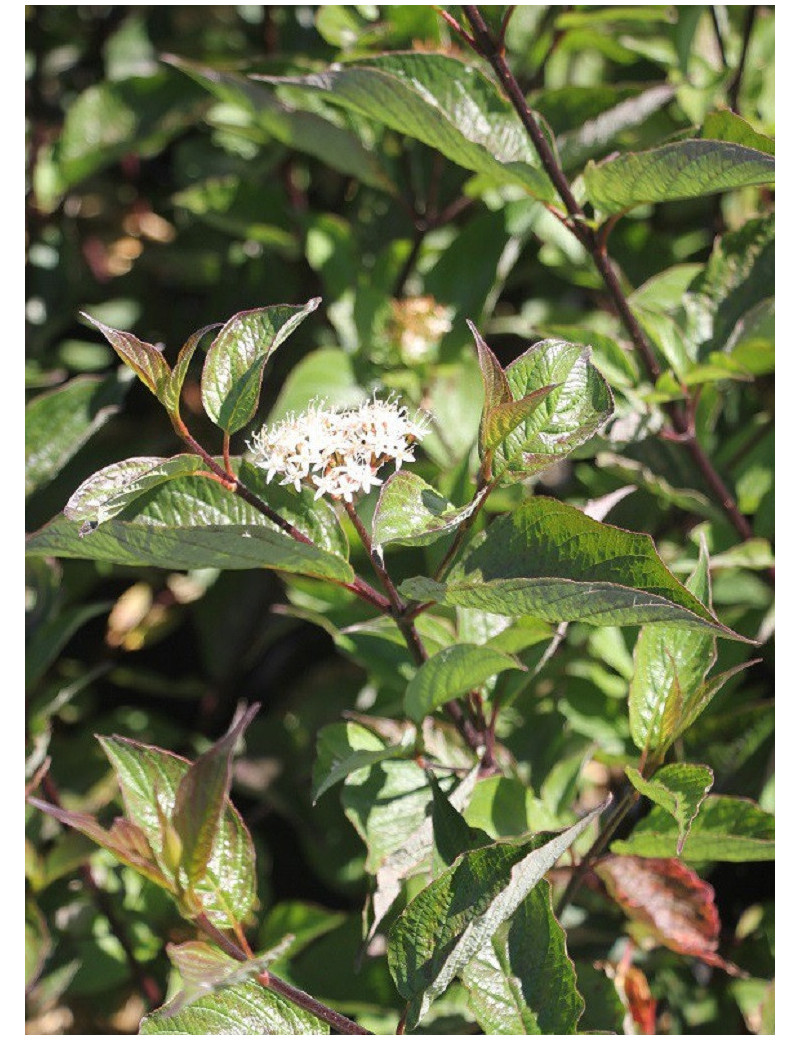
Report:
26,5,773,1034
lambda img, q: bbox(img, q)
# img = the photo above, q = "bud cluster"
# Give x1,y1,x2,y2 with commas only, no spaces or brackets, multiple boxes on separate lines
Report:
248,396,429,503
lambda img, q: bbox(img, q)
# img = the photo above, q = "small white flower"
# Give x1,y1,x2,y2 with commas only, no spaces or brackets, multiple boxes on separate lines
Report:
248,395,429,503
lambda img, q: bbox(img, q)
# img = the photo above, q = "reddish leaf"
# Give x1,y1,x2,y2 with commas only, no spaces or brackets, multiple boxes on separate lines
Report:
620,963,657,1035
595,855,743,975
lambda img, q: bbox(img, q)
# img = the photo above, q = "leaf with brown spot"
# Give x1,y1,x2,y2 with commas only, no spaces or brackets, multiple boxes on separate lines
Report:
595,855,744,975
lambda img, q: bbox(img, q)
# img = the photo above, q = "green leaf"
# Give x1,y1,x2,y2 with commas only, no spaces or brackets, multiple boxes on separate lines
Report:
461,881,584,1034
25,899,51,990
610,795,774,862
97,735,257,927
584,139,775,213
167,56,392,192
64,455,205,531
311,722,409,805
25,601,110,689
25,371,130,497
201,300,320,434
269,348,364,422
428,772,491,869
367,767,480,945
702,109,775,156
172,704,260,887
162,325,221,418
400,497,746,638
27,466,353,584
404,643,525,724
141,975,327,1034
474,332,614,483
387,799,607,1030
628,541,717,752
81,312,171,399
372,472,478,550
624,764,714,854
260,54,556,203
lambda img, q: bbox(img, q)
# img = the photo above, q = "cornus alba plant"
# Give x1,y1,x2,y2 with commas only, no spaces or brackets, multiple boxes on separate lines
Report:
25,6,773,1036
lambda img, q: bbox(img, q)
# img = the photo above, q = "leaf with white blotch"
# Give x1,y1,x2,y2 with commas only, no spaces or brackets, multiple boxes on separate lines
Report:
404,643,525,724
468,327,613,483
584,139,774,214
27,462,352,584
258,54,556,203
400,497,747,639
81,312,171,398
461,880,584,1034
25,370,131,497
97,735,257,928
201,300,320,434
387,798,608,1030
625,764,714,854
611,795,774,862
372,472,479,550
311,721,410,804
64,455,205,532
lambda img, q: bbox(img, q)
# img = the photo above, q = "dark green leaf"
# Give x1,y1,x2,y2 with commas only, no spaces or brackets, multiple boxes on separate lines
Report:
624,764,714,854
25,371,130,497
163,325,221,418
372,472,478,550
25,601,110,689
401,497,746,638
201,300,320,434
27,467,353,584
461,881,584,1034
387,799,607,1029
404,643,525,724
610,795,774,862
64,455,205,531
584,140,774,213
260,54,556,202
428,772,491,868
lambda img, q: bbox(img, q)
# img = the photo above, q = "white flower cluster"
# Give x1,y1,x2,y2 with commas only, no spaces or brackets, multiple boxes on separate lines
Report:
248,396,429,503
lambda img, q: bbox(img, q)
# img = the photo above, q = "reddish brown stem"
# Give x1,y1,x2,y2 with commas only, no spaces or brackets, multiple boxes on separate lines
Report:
460,5,759,549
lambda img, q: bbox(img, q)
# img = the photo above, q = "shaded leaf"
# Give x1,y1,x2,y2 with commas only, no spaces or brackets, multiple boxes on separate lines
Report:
404,643,525,724
401,497,746,638
428,772,491,869
168,55,392,192
260,54,556,202
201,300,320,434
611,795,774,862
387,798,608,1029
25,601,110,689
372,472,478,550
311,721,409,805
461,881,584,1034
25,371,130,497
624,764,714,854
584,139,774,213
595,855,742,974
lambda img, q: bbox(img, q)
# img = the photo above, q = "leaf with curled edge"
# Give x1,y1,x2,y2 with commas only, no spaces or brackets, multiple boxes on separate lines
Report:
624,764,714,854
595,855,745,975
